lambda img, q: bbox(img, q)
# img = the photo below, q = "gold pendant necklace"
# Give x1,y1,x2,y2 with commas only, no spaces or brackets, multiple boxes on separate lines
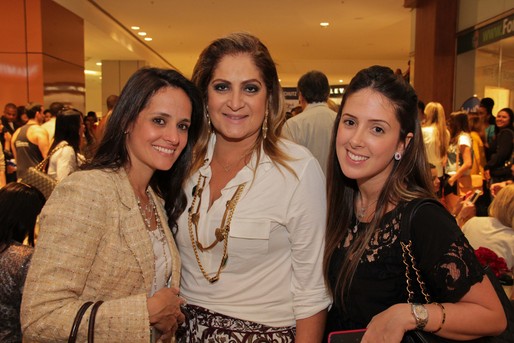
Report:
187,174,246,283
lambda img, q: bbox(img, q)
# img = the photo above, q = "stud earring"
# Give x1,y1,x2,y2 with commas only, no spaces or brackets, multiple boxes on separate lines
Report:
394,152,402,160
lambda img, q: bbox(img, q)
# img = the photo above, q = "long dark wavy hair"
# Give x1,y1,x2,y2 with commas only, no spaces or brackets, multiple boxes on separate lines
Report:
323,65,434,302
83,67,205,231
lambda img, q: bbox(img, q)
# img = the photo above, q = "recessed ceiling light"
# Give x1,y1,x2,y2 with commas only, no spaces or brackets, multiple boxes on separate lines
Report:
320,22,329,27
144,37,153,41
339,79,343,83
131,26,140,30
96,62,102,66
138,32,147,36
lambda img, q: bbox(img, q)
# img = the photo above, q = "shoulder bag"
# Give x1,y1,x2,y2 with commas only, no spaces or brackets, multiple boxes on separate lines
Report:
68,300,104,343
399,198,514,343
21,143,68,199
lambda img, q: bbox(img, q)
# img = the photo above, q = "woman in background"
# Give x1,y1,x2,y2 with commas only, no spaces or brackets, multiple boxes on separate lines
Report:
444,111,473,214
0,182,46,342
46,108,85,182
324,65,505,342
21,68,204,342
462,184,514,270
422,102,449,186
485,108,513,184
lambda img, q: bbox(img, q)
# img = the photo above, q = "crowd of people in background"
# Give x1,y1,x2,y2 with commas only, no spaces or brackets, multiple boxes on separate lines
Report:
0,31,513,343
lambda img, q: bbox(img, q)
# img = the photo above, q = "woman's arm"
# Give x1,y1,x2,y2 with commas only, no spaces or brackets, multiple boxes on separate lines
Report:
449,144,472,186
486,130,513,170
364,274,505,342
295,310,327,343
287,156,331,342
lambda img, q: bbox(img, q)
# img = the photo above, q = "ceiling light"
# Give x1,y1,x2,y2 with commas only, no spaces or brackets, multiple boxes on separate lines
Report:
131,26,140,30
96,62,102,66
138,32,147,36
320,22,329,27
144,37,153,41
84,70,101,76
339,79,343,83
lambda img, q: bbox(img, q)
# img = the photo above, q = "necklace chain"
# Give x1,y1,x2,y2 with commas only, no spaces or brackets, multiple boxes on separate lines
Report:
136,189,170,290
187,174,246,283
213,152,250,172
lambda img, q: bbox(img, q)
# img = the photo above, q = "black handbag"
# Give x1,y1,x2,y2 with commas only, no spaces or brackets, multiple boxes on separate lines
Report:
399,199,514,343
68,300,104,343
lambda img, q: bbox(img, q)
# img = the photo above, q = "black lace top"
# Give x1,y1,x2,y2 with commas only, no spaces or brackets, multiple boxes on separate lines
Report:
325,201,484,333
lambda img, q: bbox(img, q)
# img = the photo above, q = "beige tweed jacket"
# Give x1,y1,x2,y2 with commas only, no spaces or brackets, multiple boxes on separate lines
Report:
20,168,181,342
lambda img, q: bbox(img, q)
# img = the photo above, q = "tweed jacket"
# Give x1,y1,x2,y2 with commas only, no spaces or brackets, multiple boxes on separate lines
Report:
21,168,181,342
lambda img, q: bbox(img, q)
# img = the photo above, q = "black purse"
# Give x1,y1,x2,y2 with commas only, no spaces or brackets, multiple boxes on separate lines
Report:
399,199,514,343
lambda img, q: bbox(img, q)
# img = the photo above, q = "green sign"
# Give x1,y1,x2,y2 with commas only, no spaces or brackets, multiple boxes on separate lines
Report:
457,13,514,54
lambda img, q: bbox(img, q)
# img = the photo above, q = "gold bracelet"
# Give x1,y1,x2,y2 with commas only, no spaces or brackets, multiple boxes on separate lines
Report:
430,302,446,333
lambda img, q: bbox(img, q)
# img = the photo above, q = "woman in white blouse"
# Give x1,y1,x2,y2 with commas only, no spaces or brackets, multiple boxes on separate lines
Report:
175,33,330,343
46,108,85,182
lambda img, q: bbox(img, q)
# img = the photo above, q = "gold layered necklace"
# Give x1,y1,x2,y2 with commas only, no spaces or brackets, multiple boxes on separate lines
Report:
187,174,246,283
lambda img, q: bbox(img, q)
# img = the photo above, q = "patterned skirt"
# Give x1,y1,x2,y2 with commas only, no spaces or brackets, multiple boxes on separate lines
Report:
176,304,296,343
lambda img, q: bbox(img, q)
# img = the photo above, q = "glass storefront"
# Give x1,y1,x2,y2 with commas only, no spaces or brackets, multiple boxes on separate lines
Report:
455,12,514,114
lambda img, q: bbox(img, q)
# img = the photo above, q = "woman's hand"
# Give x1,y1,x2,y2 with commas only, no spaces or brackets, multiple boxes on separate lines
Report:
363,304,413,343
147,287,186,339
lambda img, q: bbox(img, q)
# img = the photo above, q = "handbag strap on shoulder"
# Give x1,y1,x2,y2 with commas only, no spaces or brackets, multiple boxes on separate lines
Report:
399,198,444,304
35,142,70,172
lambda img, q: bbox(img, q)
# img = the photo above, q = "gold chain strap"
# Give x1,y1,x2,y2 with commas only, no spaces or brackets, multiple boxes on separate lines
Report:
400,241,431,304
187,174,246,283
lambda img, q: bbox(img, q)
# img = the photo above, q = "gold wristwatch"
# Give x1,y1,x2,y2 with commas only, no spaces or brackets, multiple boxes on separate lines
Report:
411,303,429,330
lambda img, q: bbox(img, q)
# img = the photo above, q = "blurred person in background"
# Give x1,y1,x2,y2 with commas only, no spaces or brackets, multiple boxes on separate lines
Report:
0,182,46,342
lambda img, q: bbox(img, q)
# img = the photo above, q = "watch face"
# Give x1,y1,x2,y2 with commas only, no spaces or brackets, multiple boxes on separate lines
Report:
414,304,428,320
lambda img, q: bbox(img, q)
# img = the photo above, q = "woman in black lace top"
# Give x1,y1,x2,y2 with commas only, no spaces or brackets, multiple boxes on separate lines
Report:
323,66,506,342
0,182,45,342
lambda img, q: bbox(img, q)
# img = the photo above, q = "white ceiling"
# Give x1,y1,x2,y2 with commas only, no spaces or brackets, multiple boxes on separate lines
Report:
57,0,413,87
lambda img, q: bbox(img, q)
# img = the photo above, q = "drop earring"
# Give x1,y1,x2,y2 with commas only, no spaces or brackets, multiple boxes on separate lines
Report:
262,110,269,140
206,111,212,134
394,152,402,160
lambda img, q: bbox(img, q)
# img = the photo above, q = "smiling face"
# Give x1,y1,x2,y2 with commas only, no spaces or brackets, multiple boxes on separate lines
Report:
207,53,268,146
336,88,409,188
496,110,512,128
126,86,192,177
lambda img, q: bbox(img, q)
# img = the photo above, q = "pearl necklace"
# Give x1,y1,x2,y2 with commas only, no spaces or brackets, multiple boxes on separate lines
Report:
136,189,171,291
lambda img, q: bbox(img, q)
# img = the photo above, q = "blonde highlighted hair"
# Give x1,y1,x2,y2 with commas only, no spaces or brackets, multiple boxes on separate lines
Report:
424,102,449,159
489,184,514,229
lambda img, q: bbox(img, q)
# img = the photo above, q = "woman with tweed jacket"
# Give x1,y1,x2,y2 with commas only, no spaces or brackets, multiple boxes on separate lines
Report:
20,68,205,342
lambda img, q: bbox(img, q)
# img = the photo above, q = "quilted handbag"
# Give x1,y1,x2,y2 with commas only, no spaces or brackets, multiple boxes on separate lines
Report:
21,144,68,199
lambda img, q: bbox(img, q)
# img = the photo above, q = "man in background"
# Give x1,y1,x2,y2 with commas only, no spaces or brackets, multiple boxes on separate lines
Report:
282,70,337,175
11,103,49,179
42,102,64,142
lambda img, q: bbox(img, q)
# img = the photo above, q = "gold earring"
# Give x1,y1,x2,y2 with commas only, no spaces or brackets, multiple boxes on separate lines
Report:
262,110,269,140
206,112,212,134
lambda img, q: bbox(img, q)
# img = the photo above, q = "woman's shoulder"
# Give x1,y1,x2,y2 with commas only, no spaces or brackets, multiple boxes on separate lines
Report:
277,138,316,160
54,169,121,196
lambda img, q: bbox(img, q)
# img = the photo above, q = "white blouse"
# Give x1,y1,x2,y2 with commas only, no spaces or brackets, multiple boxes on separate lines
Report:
176,135,331,327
